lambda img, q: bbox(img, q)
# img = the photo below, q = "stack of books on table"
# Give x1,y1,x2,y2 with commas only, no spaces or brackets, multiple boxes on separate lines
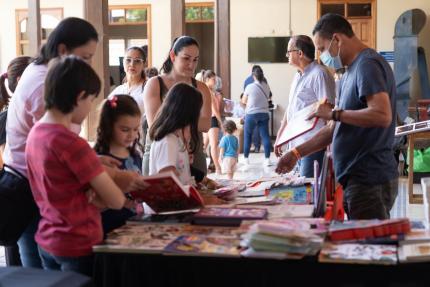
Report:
240,218,327,259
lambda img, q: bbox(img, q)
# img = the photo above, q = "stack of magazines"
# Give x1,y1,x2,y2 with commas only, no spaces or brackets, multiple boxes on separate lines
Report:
240,218,327,259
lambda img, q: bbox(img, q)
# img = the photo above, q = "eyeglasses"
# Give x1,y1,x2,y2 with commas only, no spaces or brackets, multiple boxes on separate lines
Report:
124,57,145,65
286,49,299,58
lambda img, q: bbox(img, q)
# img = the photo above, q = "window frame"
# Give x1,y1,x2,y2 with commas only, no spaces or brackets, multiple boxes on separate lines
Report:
15,8,63,56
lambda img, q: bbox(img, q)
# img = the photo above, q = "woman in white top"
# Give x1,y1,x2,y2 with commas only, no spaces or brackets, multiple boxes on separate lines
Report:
109,46,147,114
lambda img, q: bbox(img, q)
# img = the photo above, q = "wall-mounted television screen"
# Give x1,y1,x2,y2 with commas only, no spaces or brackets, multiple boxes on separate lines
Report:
248,37,290,63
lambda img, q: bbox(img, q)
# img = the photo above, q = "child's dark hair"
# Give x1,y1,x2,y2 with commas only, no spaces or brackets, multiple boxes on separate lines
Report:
35,17,98,65
0,56,32,110
122,46,147,84
223,120,237,134
149,83,202,153
44,55,101,113
160,36,199,74
145,67,158,78
94,95,143,156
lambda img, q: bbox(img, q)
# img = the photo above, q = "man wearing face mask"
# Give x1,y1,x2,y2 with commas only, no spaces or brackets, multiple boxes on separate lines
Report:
276,13,398,220
275,35,335,177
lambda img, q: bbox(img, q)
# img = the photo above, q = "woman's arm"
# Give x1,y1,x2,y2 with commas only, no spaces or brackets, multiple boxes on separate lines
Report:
196,81,212,132
143,77,162,128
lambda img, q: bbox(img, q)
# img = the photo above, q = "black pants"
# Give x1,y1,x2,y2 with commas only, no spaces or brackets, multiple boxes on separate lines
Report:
343,177,398,220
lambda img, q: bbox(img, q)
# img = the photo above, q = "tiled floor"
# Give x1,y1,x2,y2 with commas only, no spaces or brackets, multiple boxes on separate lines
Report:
0,153,425,267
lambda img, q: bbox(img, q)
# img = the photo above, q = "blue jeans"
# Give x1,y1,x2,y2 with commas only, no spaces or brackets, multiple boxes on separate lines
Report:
17,216,42,268
252,127,261,149
298,149,326,178
244,113,271,158
39,246,94,277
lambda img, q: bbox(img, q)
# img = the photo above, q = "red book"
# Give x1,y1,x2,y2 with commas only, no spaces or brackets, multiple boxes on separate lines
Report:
129,171,204,213
328,218,411,241
275,101,320,148
192,207,268,227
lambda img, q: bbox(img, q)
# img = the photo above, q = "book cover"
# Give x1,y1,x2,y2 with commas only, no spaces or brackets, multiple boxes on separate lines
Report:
400,229,430,246
93,223,244,254
93,223,186,254
319,243,398,265
164,235,241,257
274,101,320,148
328,218,411,241
270,184,314,204
129,171,204,213
398,242,430,263
192,207,268,227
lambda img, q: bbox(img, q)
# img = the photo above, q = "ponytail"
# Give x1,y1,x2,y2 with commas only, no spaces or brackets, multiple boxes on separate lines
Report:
160,36,199,74
0,56,32,110
252,66,267,84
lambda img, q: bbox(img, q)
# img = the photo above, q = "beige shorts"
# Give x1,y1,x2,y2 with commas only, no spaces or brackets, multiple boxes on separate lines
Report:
221,157,237,174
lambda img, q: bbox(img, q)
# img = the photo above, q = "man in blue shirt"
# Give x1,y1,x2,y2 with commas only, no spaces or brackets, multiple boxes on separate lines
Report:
276,13,398,220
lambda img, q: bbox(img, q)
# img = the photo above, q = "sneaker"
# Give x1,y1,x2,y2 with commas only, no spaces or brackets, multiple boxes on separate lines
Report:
264,158,271,167
244,158,250,165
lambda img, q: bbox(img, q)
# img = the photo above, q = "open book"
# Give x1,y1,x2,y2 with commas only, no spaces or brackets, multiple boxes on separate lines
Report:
275,101,320,148
129,171,204,213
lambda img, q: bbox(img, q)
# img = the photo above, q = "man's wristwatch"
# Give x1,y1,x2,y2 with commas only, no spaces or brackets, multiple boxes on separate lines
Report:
331,108,343,121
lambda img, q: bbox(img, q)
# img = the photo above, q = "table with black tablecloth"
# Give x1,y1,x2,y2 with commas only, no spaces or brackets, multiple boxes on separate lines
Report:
93,251,430,287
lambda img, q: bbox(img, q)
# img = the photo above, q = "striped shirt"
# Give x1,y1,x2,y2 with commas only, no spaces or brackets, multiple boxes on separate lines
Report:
26,122,104,257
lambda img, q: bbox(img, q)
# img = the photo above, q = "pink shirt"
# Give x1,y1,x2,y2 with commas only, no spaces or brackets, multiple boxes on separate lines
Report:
3,63,47,177
3,62,80,177
26,122,104,257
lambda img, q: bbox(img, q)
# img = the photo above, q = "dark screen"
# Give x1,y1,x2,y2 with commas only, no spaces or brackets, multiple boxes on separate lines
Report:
248,37,290,63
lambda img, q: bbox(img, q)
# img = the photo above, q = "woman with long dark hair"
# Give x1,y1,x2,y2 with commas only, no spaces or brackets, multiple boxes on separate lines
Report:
241,66,272,167
143,36,211,178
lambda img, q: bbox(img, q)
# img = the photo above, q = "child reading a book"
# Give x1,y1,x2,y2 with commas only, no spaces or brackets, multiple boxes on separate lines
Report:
94,95,143,234
25,56,137,276
218,120,239,179
148,83,203,186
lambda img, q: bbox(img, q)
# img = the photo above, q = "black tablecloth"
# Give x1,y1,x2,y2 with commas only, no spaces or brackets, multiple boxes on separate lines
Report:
93,252,430,287
0,266,93,287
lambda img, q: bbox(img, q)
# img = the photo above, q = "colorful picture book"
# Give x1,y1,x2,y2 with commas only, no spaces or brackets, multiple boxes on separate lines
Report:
270,184,314,204
274,101,320,148
129,171,204,213
191,207,268,226
164,235,241,257
319,243,398,265
93,223,244,254
328,218,411,241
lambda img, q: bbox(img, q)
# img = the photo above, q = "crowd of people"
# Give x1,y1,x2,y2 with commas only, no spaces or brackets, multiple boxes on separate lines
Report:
0,12,398,278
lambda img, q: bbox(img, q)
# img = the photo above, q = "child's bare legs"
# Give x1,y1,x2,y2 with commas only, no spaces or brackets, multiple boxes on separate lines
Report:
208,127,221,174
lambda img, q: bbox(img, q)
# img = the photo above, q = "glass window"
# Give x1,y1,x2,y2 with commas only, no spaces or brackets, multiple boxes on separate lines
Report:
347,3,371,17
109,39,125,66
110,9,126,23
126,8,147,23
201,7,214,20
186,7,201,21
321,4,345,16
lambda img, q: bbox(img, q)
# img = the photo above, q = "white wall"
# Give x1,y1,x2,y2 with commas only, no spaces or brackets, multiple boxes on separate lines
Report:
230,0,317,133
0,0,84,71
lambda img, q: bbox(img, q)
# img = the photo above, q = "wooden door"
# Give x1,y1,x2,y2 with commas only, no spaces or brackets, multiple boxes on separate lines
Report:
349,18,372,47
318,0,376,49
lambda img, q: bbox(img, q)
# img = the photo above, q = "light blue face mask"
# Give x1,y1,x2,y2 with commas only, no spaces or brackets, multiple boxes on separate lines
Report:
320,38,343,70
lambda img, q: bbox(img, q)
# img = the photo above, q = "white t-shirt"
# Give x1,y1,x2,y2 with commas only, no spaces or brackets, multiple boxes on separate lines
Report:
108,83,145,114
149,133,192,185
